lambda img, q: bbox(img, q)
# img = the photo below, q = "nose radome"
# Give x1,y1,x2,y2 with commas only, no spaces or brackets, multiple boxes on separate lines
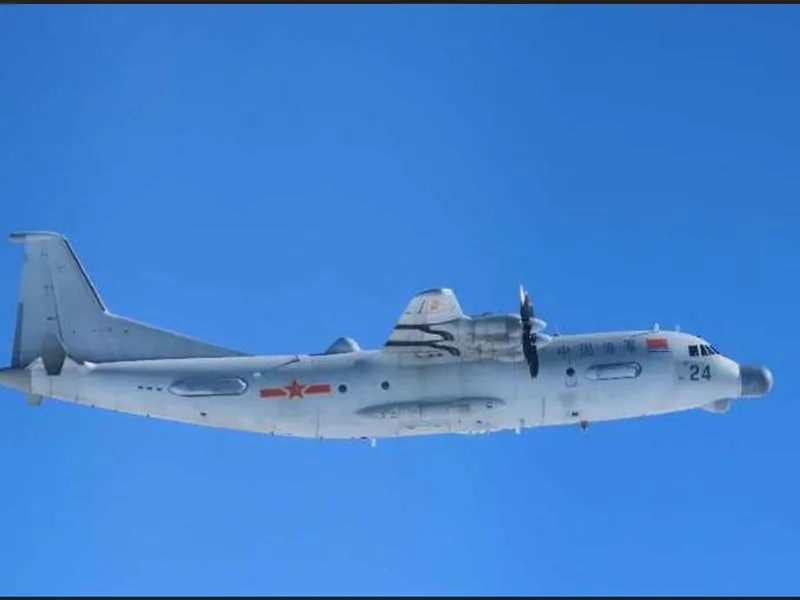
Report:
740,365,774,397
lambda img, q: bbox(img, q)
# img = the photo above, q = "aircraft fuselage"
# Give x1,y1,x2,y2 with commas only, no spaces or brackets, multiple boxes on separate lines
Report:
25,329,753,439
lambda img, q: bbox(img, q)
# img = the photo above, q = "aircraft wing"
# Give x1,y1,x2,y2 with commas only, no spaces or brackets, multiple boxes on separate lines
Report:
383,288,464,357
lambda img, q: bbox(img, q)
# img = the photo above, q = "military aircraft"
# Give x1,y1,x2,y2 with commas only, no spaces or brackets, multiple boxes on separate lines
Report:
0,232,773,443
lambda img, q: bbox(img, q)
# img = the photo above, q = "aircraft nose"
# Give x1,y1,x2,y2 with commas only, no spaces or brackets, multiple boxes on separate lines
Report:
740,364,774,397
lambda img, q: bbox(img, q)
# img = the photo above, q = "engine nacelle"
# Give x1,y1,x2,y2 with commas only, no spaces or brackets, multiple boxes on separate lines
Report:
470,314,522,346
448,314,553,358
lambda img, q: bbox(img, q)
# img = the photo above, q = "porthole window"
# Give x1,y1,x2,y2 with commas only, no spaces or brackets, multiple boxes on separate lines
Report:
338,384,348,394
381,381,390,390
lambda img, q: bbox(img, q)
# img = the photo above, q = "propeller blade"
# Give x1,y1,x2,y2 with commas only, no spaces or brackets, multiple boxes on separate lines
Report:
519,284,539,378
528,344,539,378
519,285,533,321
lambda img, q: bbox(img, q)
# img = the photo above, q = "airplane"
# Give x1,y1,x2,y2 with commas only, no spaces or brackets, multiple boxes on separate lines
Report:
0,232,773,444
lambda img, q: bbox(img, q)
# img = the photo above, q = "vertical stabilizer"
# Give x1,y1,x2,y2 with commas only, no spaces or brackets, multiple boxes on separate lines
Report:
8,232,246,365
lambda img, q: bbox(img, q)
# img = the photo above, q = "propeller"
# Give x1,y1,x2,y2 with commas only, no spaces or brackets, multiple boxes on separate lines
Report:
519,285,539,378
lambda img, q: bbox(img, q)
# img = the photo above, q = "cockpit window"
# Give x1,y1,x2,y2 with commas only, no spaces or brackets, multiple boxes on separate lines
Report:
689,343,722,357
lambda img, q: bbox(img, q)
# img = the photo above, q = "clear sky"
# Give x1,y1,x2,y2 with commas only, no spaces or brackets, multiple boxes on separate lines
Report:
1,4,798,596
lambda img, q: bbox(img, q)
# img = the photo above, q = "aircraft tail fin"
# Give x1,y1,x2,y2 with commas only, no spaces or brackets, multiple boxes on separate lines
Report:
9,232,246,367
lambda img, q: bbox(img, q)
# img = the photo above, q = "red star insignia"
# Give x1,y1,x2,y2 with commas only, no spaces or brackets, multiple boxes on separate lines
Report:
285,379,305,398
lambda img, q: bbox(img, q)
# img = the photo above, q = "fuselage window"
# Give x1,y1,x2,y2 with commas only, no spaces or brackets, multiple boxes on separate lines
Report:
586,362,642,380
689,345,699,357
168,377,248,397
700,345,709,356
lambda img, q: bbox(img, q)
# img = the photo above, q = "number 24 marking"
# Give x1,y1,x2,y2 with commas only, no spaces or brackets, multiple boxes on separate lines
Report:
689,364,711,381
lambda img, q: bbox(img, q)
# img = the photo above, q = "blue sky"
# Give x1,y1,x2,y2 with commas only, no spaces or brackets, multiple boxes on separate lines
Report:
1,4,798,595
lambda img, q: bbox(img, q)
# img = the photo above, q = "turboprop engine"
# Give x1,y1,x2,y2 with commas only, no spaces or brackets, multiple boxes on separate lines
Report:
451,286,551,376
